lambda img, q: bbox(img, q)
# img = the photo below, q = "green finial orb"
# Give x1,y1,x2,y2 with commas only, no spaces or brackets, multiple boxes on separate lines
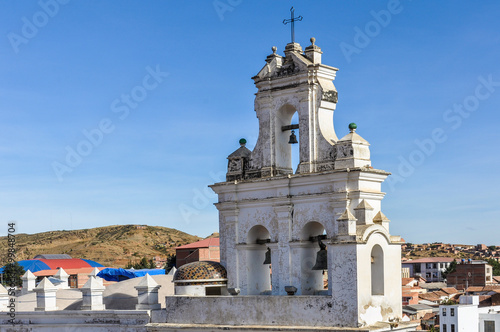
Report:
348,123,357,130
239,138,247,145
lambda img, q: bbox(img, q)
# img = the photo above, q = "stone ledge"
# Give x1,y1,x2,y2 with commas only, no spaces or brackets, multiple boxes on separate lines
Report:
146,321,419,331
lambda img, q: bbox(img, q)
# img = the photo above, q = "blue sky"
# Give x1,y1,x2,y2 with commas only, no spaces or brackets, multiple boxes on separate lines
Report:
0,1,499,245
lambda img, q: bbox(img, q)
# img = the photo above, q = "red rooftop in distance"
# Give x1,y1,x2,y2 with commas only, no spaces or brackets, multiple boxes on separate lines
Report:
175,238,220,268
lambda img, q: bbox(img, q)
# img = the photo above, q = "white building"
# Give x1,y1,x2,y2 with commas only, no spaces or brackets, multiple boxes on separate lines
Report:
402,257,455,282
440,295,500,332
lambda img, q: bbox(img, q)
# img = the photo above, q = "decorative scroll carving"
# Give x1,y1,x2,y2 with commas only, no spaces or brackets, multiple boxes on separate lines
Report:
322,90,338,103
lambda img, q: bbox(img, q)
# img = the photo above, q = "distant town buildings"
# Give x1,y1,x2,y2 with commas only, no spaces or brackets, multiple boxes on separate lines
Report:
402,242,500,262
402,257,455,282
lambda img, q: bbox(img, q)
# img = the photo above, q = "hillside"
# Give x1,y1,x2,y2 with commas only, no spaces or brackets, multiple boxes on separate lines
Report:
0,225,205,268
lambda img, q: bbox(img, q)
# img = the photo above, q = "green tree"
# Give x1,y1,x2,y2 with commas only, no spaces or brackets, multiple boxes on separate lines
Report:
139,257,149,268
488,245,497,251
164,254,176,273
487,259,500,276
2,262,25,287
441,298,456,305
126,256,157,269
442,260,457,279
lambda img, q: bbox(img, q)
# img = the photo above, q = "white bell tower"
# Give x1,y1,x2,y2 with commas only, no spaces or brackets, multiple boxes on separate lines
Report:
209,38,407,329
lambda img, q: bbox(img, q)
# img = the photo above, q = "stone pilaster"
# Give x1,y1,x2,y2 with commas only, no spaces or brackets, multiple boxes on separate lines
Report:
354,199,374,225
273,204,293,295
34,278,58,311
219,207,239,289
81,276,105,310
21,270,36,295
328,242,359,327
135,274,161,310
337,209,357,241
373,211,390,232
54,267,69,289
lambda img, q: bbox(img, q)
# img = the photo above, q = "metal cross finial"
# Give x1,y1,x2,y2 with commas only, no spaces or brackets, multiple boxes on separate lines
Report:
283,7,302,44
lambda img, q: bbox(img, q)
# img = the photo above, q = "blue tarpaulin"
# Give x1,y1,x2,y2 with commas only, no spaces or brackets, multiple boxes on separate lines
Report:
96,268,165,282
0,260,50,274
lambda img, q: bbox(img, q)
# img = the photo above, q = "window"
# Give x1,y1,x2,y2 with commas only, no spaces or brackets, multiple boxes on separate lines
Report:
451,324,455,332
484,320,495,332
442,324,447,332
450,308,454,316
442,308,446,316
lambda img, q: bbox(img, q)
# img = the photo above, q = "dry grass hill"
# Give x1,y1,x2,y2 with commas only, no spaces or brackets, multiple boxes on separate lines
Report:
0,224,205,268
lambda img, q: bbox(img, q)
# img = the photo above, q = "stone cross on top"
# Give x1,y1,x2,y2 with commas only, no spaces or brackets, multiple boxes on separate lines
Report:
282,6,302,43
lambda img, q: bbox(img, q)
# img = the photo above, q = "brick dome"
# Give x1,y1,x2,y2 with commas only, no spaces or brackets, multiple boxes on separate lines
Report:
173,261,227,282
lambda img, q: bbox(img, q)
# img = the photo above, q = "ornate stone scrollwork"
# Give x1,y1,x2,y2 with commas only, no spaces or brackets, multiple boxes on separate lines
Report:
322,90,338,103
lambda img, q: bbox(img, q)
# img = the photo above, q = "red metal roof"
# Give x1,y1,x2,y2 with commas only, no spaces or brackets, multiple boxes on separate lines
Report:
176,238,219,249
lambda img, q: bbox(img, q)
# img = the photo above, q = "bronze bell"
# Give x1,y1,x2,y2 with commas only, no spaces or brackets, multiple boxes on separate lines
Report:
312,238,328,270
263,247,271,264
288,130,298,144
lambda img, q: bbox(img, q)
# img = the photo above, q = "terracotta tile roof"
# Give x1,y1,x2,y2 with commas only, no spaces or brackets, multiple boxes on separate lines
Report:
419,293,441,302
402,278,414,286
176,238,220,249
466,286,485,293
493,276,500,283
441,287,459,295
483,285,500,291
422,313,436,320
434,291,448,297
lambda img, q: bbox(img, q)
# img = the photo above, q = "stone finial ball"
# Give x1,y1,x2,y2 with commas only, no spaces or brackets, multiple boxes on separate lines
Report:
348,123,357,130
239,138,247,145
272,46,277,54
310,37,316,45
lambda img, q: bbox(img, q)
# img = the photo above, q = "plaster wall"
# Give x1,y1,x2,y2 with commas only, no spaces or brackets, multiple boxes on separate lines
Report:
356,233,402,326
164,296,347,327
0,310,151,331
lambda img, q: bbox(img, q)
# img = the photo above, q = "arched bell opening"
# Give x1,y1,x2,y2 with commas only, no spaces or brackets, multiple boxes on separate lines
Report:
371,244,384,295
299,222,328,295
246,225,272,295
275,104,299,175
290,112,300,173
